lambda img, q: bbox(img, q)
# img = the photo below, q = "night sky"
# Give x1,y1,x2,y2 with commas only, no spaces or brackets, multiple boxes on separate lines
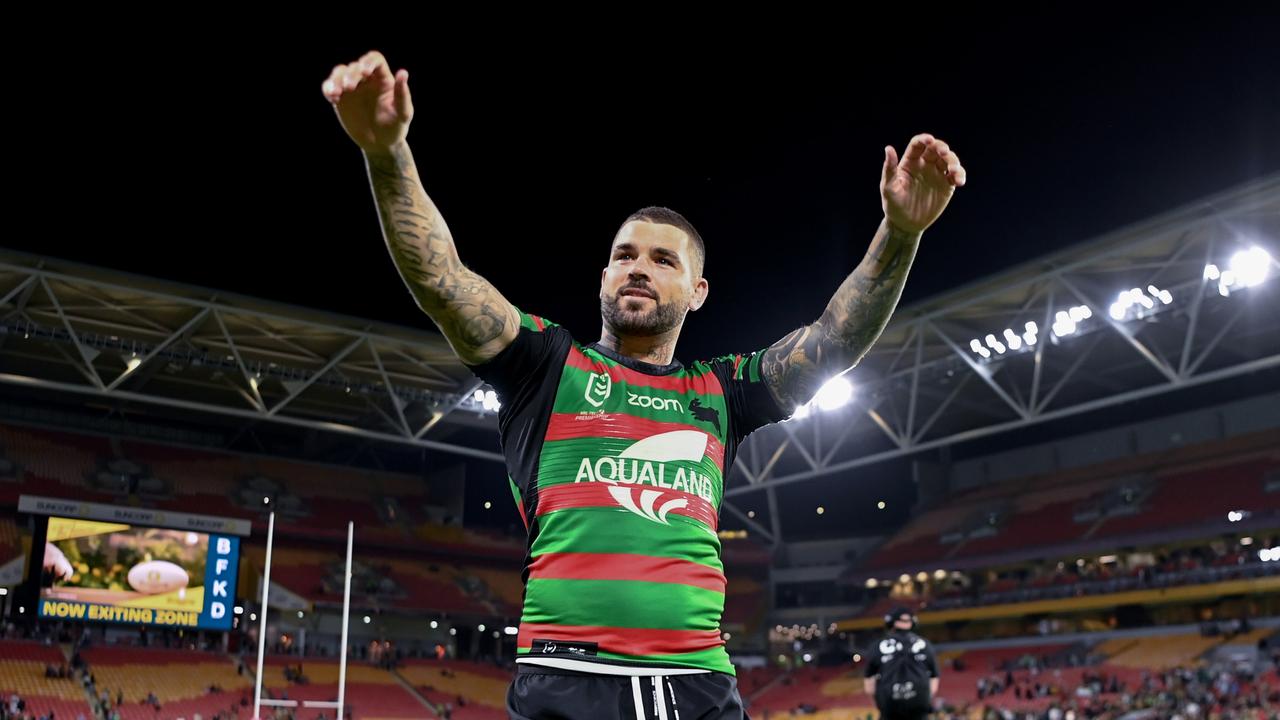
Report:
7,13,1279,539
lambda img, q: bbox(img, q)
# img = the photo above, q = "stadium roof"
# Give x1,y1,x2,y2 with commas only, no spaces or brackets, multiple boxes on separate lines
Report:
2,174,1277,544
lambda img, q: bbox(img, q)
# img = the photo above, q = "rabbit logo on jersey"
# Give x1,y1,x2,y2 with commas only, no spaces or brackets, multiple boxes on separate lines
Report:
573,430,715,524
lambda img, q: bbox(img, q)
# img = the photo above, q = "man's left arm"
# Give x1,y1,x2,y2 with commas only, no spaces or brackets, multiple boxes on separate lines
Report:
927,641,941,697
762,134,966,411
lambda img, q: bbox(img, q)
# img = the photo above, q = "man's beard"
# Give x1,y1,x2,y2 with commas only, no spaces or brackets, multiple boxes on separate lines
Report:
600,289,684,337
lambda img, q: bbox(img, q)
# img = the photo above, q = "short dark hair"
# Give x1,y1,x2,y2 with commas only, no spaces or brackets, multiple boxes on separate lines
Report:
621,207,705,275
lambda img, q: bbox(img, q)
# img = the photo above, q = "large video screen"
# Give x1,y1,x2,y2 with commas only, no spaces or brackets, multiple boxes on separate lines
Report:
37,516,239,630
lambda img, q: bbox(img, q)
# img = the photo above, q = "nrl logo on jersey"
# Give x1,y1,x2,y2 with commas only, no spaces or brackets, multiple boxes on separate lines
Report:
584,371,612,407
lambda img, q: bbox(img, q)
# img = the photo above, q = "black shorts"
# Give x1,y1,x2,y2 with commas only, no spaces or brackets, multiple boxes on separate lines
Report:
507,663,750,720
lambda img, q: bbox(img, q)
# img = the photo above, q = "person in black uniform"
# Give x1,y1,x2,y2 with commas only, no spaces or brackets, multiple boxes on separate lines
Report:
863,607,939,720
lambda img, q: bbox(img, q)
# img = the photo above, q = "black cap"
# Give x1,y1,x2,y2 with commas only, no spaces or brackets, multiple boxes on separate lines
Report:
888,606,914,621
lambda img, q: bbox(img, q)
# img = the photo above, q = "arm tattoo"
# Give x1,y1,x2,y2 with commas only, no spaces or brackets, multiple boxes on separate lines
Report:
366,143,516,362
762,220,921,410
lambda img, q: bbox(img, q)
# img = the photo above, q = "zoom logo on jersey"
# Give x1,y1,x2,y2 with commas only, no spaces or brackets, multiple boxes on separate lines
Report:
627,392,683,413
584,372,612,408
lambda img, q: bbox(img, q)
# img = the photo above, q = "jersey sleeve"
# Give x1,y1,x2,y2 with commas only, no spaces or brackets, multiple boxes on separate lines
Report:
706,349,789,445
463,308,573,501
463,309,566,402
864,642,883,678
924,641,940,678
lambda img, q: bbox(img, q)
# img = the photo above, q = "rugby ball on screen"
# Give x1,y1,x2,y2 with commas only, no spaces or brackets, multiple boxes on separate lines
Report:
127,561,189,594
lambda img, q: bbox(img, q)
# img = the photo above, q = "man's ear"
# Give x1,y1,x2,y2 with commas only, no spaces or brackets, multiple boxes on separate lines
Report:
689,277,709,311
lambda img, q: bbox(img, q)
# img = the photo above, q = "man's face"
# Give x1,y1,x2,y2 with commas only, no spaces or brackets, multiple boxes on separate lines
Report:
893,616,913,631
599,221,708,338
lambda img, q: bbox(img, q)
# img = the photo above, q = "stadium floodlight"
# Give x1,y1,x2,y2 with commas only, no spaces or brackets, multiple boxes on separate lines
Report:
934,569,947,580
970,339,984,353
814,376,853,412
482,390,501,412
1025,321,1038,334
1052,311,1077,337
1109,303,1126,320
362,615,371,624
916,572,928,582
1241,537,1254,546
865,578,878,588
1008,336,1022,351
478,624,486,632
430,620,438,629
473,389,485,402
899,573,911,584
977,346,991,358
1204,264,1220,280
1230,246,1272,288
1023,333,1037,346
792,403,812,420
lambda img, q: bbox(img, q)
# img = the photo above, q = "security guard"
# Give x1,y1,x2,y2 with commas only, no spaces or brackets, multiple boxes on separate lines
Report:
863,606,940,720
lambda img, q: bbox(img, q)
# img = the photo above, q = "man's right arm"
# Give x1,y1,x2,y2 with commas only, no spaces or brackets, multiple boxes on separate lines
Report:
323,51,518,366
364,142,519,365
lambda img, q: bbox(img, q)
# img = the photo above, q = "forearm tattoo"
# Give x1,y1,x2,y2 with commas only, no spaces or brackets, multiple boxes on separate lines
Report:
366,143,514,360
762,220,920,409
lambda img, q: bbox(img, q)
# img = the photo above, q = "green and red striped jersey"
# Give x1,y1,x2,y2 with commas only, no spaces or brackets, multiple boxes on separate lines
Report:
465,309,786,676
